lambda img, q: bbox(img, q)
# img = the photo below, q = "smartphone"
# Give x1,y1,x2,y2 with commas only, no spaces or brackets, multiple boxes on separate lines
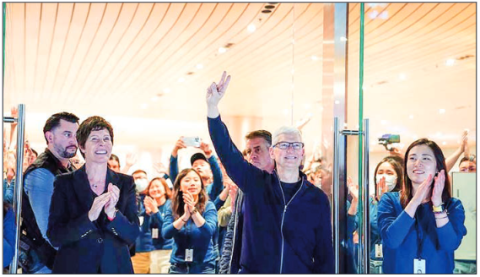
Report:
182,137,201,147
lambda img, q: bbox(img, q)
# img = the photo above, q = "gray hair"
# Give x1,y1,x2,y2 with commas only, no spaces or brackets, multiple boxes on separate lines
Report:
272,126,303,146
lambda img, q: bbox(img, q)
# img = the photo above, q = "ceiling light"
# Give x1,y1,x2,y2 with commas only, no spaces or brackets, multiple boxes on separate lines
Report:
368,10,379,19
439,109,446,114
442,141,447,145
247,24,256,33
218,47,227,54
445,59,455,66
196,64,204,69
311,55,319,61
379,11,389,19
163,88,171,94
178,77,185,83
409,115,414,119
334,100,340,105
399,73,406,80
340,36,347,42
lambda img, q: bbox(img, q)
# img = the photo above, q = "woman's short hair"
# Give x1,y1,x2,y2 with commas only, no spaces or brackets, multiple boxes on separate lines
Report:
76,116,114,158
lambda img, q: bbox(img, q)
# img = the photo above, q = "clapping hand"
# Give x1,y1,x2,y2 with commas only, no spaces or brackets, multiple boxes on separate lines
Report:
431,170,445,206
144,196,159,215
104,183,120,218
88,193,111,221
376,176,388,201
411,174,433,205
182,191,196,213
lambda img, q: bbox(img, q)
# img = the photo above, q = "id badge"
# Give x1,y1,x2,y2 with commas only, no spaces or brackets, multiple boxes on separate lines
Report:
139,216,144,226
375,244,383,258
152,228,159,239
185,249,193,262
414,258,426,274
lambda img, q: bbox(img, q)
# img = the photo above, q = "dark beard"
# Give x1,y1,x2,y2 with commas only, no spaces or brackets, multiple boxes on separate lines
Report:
57,145,77,159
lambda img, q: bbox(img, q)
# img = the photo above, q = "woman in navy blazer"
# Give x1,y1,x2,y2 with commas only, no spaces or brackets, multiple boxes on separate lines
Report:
47,116,139,273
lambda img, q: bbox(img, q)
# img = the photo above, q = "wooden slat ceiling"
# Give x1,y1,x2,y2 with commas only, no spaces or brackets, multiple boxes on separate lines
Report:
3,3,476,153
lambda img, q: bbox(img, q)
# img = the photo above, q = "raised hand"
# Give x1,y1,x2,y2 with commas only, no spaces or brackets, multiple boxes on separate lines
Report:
125,153,137,167
172,137,187,157
206,71,231,110
104,183,120,218
347,177,359,200
11,107,18,128
431,170,445,206
89,193,111,221
198,142,213,158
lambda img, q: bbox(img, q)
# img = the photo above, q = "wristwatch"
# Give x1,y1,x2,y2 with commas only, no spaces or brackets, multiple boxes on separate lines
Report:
432,204,444,213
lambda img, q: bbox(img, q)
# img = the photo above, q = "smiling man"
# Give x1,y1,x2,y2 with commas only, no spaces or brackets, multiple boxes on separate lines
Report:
206,72,334,273
22,112,80,273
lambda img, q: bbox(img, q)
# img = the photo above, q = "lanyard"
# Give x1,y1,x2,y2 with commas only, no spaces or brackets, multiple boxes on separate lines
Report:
414,212,425,259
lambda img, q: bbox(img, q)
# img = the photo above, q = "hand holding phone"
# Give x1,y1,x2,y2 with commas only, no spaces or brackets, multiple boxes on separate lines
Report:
182,137,201,148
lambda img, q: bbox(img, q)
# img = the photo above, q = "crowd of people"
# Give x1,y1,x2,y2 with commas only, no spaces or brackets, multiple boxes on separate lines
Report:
2,72,475,274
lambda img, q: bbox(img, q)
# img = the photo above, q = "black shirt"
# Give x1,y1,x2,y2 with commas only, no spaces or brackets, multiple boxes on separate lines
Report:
280,179,302,204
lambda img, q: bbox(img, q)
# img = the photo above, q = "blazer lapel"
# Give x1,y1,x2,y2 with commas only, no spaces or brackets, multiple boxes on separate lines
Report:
72,165,94,213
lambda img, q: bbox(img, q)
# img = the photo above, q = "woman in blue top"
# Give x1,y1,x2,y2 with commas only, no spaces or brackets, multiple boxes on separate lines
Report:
378,138,466,273
143,177,174,273
347,156,403,273
162,168,218,274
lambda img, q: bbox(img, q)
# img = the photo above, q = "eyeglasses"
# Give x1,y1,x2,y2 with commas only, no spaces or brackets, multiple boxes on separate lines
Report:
273,142,304,150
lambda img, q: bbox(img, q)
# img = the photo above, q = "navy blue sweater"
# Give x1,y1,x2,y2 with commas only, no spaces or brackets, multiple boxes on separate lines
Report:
378,192,466,273
208,116,334,273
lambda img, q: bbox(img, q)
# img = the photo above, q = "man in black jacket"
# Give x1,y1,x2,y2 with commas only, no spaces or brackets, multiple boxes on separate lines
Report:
21,112,79,273
219,130,274,273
